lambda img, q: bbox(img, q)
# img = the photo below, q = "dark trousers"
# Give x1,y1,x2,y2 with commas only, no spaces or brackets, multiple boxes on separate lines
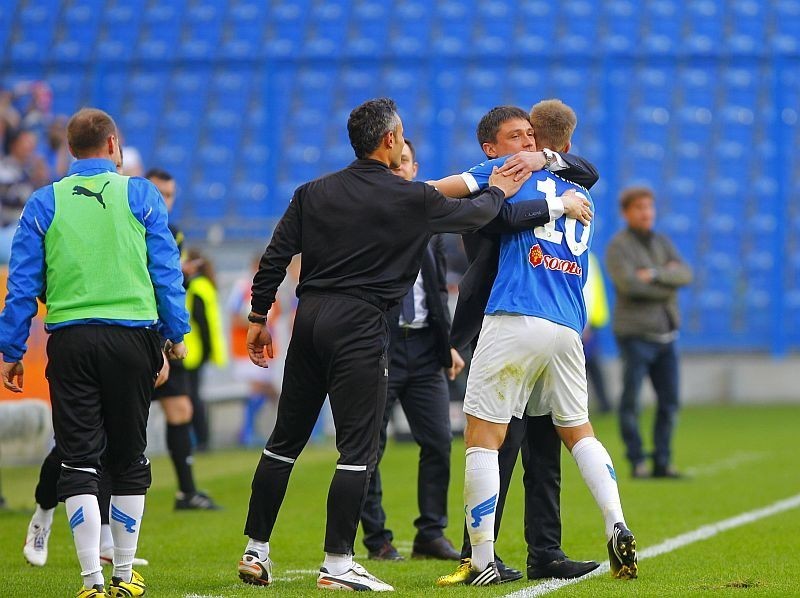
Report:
244,293,389,555
461,415,564,566
361,327,452,551
46,325,162,500
584,330,612,412
617,337,680,469
187,367,209,449
35,446,62,510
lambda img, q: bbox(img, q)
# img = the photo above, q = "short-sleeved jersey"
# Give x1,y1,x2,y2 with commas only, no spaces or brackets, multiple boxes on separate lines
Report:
461,157,594,334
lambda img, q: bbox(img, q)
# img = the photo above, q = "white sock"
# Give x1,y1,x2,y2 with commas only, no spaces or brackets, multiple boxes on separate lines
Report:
109,495,145,582
99,524,114,554
246,538,270,561
464,447,499,571
65,495,103,588
33,504,55,527
323,552,353,576
571,436,626,539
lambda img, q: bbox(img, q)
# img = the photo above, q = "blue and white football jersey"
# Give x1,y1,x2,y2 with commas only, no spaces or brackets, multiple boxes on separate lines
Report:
462,157,594,334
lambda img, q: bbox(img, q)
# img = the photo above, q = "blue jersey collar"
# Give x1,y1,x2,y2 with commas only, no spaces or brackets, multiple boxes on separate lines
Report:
68,158,117,176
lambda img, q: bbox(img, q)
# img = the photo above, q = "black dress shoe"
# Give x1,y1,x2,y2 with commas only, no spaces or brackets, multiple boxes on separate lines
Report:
411,536,461,560
495,559,523,583
368,541,404,561
528,558,600,580
652,465,685,479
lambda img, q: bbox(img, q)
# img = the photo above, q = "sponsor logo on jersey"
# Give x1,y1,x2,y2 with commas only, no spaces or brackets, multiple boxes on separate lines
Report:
528,244,582,276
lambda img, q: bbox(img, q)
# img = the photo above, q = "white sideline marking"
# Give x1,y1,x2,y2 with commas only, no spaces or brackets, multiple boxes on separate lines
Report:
502,493,800,597
185,594,223,598
274,568,320,581
685,451,768,477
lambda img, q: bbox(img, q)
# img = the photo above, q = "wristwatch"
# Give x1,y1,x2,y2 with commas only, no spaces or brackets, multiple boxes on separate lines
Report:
542,148,555,170
247,313,268,325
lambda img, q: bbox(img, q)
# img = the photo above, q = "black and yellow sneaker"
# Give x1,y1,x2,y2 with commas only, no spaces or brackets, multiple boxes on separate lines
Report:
435,558,500,587
76,584,107,598
108,569,146,596
607,523,638,579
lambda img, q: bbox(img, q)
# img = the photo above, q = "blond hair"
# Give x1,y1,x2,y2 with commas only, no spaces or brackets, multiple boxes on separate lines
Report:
529,99,577,152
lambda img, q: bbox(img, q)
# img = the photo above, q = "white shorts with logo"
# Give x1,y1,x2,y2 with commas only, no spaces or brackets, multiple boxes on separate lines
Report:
462,314,589,427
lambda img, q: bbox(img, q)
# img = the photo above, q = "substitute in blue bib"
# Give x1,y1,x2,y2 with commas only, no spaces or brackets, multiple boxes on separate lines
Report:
0,108,189,597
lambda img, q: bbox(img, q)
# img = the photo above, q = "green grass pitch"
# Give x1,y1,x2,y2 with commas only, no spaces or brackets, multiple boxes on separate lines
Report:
2,403,799,596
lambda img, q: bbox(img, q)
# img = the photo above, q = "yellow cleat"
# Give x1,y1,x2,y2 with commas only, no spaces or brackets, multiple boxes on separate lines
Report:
434,558,499,587
109,569,146,597
77,584,107,598
436,558,474,586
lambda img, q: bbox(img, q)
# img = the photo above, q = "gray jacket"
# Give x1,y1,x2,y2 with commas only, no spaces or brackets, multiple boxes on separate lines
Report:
605,228,693,339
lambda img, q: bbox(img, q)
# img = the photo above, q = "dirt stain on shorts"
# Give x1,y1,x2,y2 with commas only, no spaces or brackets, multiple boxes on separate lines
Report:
494,363,526,401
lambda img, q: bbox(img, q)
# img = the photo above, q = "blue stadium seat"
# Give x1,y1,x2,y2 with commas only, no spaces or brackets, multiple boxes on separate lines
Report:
775,0,800,40
697,290,734,340
684,0,722,54
97,9,142,61
162,107,197,133
602,0,640,53
209,71,250,111
722,68,759,106
189,181,228,220
518,0,557,41
18,4,56,31
63,2,100,27
644,1,681,53
47,72,88,115
636,67,674,106
11,40,49,62
678,68,716,107
344,2,390,58
559,1,598,52
230,181,270,219
388,2,429,55
138,37,173,61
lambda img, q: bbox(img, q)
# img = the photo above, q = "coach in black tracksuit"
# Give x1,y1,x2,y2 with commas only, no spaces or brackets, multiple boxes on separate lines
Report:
238,99,533,588
452,152,602,581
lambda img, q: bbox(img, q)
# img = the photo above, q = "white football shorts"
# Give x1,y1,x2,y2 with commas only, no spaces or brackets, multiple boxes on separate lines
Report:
462,314,589,427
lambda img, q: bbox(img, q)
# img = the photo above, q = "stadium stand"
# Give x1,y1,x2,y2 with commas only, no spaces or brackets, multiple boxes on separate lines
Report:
0,0,798,354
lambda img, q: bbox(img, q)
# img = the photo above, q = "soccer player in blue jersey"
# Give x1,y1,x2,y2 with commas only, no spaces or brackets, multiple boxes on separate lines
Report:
442,100,637,585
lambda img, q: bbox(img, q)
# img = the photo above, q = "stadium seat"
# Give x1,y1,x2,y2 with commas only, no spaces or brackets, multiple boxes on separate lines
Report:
344,2,390,58
636,67,674,106
602,0,640,53
189,181,228,220
47,72,88,115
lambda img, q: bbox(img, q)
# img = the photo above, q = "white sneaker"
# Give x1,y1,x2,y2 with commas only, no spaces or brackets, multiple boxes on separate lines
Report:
238,551,273,586
317,562,394,591
23,521,50,566
99,548,150,567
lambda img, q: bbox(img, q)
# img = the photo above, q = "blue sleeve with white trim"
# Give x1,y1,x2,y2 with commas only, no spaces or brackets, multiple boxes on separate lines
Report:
0,189,52,362
128,177,190,343
460,157,506,194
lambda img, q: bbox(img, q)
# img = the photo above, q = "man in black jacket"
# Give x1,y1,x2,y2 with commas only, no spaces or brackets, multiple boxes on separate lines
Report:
236,98,528,593
432,105,601,583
